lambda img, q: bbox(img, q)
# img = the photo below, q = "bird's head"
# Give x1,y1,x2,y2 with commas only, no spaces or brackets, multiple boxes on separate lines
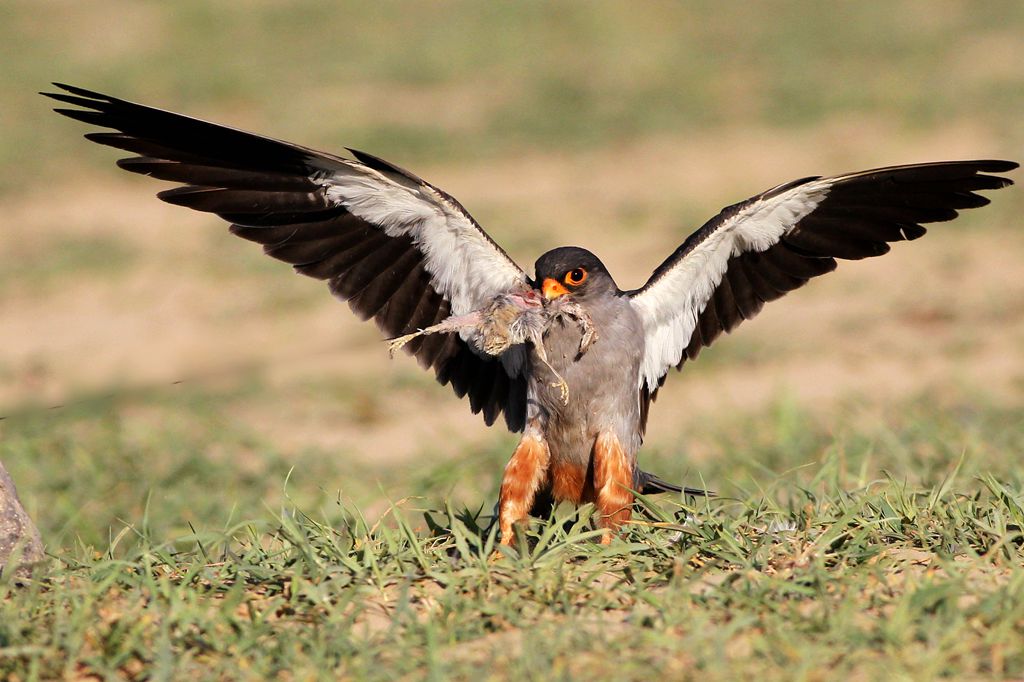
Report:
533,246,617,302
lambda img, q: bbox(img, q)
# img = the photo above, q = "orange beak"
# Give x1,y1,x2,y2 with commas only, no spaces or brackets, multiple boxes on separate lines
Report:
542,277,570,300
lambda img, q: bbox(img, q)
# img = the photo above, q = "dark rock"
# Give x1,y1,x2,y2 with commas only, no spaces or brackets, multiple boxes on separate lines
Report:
0,460,45,579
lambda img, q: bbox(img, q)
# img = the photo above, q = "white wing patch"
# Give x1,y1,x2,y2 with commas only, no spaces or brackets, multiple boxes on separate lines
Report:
631,179,832,391
321,163,525,317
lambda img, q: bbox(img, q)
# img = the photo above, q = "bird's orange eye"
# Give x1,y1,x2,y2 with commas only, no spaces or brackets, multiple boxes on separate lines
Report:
565,268,587,286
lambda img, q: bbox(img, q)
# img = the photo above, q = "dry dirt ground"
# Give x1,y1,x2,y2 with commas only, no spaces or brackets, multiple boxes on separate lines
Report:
1,118,1021,466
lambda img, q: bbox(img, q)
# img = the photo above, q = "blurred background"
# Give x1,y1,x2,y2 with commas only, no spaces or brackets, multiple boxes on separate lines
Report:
1,1,1022,547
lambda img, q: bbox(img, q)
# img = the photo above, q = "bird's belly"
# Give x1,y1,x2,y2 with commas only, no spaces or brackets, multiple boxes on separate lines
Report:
529,309,643,500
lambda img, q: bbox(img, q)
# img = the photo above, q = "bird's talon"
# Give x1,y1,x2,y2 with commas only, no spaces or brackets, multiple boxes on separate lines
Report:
551,379,570,405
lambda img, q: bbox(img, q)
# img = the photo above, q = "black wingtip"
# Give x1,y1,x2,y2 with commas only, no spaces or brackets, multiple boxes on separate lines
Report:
47,82,112,101
982,159,1019,172
967,159,1018,184
40,90,68,104
42,84,112,117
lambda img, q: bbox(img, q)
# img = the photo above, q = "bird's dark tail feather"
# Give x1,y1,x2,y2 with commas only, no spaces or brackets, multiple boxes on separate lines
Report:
636,470,713,497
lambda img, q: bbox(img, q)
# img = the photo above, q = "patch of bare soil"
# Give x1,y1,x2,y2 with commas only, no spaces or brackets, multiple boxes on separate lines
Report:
1,120,1020,464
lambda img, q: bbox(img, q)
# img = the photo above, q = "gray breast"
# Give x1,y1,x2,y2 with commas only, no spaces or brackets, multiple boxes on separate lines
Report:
529,295,644,466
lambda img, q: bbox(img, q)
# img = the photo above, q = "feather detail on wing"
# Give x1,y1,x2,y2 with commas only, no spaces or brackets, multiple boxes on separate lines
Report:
629,160,1018,401
44,83,531,429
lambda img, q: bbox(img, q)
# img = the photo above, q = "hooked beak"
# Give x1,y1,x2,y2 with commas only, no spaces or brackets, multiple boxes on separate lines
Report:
542,277,570,300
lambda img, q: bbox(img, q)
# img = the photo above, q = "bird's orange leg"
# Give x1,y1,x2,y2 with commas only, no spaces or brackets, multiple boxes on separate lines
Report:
549,460,592,505
592,433,634,545
497,432,551,547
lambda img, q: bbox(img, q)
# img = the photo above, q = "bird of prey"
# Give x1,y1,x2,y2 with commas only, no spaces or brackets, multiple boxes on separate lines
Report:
44,83,1017,546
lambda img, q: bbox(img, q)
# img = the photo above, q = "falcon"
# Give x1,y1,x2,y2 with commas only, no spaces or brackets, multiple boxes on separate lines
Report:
44,83,1017,546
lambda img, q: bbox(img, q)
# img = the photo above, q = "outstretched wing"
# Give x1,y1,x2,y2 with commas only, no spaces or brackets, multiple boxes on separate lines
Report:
629,159,1017,410
44,83,531,430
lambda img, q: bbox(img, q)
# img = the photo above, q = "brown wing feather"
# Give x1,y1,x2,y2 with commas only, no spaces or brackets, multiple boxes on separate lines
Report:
635,160,1016,426
44,83,528,430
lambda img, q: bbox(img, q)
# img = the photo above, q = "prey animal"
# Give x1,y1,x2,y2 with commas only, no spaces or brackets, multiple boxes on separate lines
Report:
44,83,1017,546
387,289,598,405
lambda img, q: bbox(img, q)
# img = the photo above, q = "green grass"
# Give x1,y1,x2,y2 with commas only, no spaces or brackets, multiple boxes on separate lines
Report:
3,391,1024,679
3,1,1024,678
5,1,1024,192
0,235,136,296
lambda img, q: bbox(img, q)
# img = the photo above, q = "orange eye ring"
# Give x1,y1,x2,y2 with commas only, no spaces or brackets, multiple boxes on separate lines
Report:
564,268,587,286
